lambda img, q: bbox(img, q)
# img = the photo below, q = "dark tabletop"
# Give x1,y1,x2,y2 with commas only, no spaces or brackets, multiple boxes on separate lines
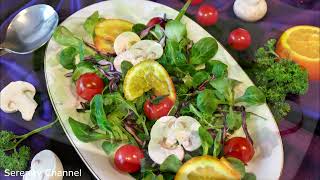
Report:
0,0,320,180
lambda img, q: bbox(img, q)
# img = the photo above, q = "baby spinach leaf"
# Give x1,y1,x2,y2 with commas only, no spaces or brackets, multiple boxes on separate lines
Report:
72,61,96,81
135,95,148,113
190,37,218,65
226,107,242,131
226,157,245,178
242,173,257,180
68,117,108,142
182,74,193,88
206,60,228,78
199,126,213,155
102,141,119,155
197,89,220,114
121,61,133,77
236,86,266,106
53,26,95,56
59,47,77,69
84,11,100,37
132,23,147,34
107,92,139,116
150,24,164,40
165,20,187,42
213,130,222,157
53,26,82,47
160,155,182,173
192,71,210,88
209,78,239,104
164,39,187,65
189,104,203,119
90,95,111,131
142,172,164,180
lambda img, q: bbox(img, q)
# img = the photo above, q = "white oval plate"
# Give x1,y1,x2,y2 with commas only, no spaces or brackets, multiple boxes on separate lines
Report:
44,0,284,179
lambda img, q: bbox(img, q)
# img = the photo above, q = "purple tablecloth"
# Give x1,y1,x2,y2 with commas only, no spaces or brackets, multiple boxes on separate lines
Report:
1,0,319,179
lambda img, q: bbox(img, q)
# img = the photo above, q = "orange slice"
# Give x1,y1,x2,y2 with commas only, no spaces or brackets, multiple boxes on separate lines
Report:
276,25,320,80
175,156,241,180
94,19,133,54
123,60,176,101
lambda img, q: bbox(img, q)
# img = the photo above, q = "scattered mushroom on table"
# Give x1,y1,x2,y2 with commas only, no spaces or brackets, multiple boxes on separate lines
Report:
0,81,38,121
233,0,268,22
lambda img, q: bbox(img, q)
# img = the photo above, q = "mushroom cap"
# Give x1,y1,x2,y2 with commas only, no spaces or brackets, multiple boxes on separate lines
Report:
148,116,202,164
148,139,184,164
23,150,64,180
114,31,141,55
0,81,36,113
174,116,202,151
129,40,163,60
113,51,137,72
233,0,267,22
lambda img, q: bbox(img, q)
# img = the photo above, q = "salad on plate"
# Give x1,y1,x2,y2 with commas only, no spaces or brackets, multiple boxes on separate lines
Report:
52,1,267,179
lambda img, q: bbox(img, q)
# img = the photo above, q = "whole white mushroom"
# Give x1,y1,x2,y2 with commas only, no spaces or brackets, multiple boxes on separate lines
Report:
0,81,37,121
233,0,268,22
23,150,64,180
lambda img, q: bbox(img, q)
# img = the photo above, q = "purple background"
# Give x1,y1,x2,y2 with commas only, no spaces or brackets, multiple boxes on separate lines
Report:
1,0,320,179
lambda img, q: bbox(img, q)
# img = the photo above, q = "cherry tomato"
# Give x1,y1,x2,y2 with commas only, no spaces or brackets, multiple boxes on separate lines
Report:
188,0,203,6
114,144,144,173
223,137,255,164
144,96,174,120
228,28,252,51
147,17,166,28
196,4,219,26
76,73,104,101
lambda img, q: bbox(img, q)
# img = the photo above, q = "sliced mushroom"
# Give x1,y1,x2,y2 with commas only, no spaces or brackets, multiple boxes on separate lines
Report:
0,81,37,121
148,116,184,164
113,51,138,72
23,150,64,180
113,32,141,55
129,40,163,60
148,116,202,164
174,116,202,151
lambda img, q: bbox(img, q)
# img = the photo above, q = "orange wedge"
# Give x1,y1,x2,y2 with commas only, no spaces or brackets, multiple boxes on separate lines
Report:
175,156,241,180
94,19,133,54
276,25,320,80
123,60,176,101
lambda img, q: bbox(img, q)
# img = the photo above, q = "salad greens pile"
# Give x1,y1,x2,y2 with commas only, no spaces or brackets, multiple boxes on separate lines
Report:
0,120,58,171
52,1,265,179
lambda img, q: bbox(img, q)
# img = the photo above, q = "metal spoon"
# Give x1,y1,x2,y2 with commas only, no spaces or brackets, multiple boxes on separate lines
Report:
0,4,59,56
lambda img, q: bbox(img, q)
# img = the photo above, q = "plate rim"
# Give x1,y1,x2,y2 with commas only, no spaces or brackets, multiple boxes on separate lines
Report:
44,1,284,179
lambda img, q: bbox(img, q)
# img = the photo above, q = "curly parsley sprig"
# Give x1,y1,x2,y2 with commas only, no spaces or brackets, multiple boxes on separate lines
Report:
246,39,308,121
0,119,58,171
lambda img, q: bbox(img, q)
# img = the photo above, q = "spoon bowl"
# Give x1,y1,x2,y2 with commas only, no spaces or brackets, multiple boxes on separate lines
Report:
0,4,59,55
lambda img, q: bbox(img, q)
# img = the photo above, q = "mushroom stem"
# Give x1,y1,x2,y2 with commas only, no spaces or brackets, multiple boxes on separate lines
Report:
13,93,37,121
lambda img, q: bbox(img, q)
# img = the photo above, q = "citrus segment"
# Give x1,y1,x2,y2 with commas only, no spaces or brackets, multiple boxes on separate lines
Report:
276,25,320,80
123,61,176,101
94,19,133,54
175,156,241,180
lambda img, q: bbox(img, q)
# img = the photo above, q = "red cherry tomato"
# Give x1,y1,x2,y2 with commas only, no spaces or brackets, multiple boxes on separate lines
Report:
228,28,252,51
114,144,144,173
223,137,255,164
188,0,203,6
76,73,104,101
144,96,174,120
196,4,219,26
147,17,166,28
